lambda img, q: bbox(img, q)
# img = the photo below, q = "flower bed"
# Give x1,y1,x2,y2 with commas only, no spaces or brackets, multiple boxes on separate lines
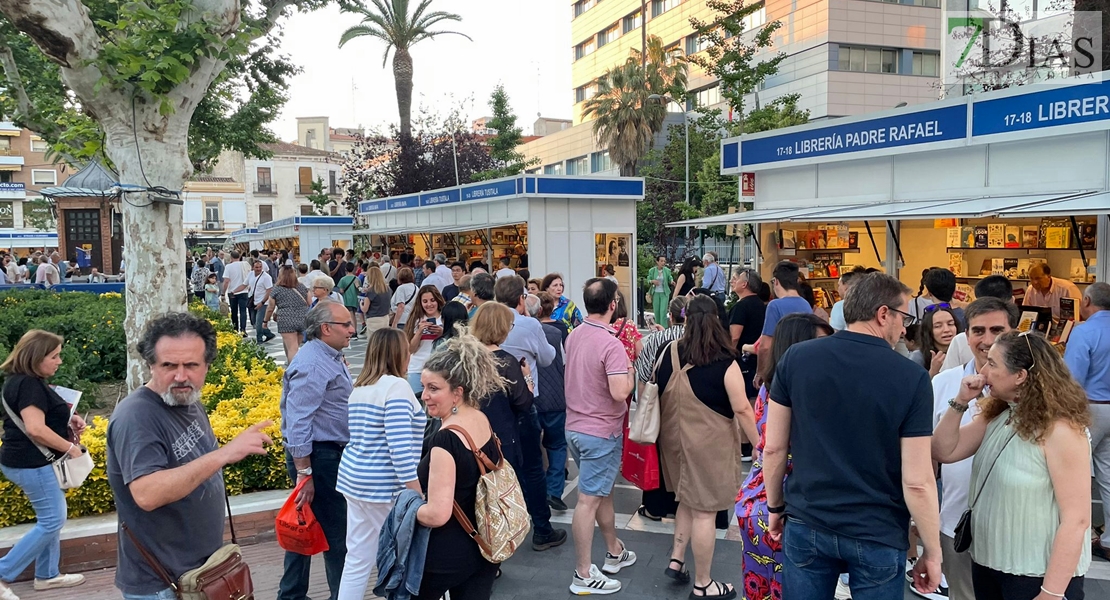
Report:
0,291,290,527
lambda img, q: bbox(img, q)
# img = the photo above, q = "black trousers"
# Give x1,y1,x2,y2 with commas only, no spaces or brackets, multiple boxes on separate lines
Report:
971,562,1084,600
278,443,348,600
414,560,498,600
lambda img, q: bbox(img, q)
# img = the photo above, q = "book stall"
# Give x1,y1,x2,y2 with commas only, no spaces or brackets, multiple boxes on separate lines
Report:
671,75,1110,351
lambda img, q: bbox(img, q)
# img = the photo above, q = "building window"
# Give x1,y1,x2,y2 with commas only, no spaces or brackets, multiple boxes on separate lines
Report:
912,51,940,76
31,170,56,185
30,138,48,153
330,205,339,215
329,171,338,195
300,205,314,216
685,34,709,55
651,0,681,18
0,137,11,152
543,163,564,175
525,167,540,174
204,201,221,229
566,155,589,175
575,86,587,103
258,205,273,224
664,41,682,64
591,150,612,173
837,45,898,74
256,167,272,194
689,84,722,109
743,4,767,30
575,38,596,60
598,25,620,48
623,11,642,33
573,0,597,18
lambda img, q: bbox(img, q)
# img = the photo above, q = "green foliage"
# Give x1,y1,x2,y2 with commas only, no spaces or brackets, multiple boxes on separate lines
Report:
687,0,785,115
20,198,55,231
743,93,810,134
307,177,336,215
472,84,537,181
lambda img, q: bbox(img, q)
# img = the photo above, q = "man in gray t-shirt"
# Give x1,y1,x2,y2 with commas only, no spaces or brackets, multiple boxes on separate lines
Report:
107,313,272,597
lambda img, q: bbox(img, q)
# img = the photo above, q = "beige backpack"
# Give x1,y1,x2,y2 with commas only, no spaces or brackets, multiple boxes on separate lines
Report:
442,425,531,563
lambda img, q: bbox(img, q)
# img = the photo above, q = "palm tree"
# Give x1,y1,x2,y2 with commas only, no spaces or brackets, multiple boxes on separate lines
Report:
582,36,688,176
339,0,471,139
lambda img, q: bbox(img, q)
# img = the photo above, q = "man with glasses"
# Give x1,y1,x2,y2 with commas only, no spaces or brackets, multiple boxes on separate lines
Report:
278,301,354,600
762,272,942,600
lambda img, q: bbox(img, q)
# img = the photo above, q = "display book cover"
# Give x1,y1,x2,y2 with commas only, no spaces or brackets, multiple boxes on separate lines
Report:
1046,298,1076,345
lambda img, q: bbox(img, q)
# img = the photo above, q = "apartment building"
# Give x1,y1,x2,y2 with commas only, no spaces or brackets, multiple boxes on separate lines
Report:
296,116,362,154
0,121,64,242
524,0,943,172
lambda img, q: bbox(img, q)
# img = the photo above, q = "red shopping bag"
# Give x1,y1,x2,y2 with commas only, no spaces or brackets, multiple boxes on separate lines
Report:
276,478,329,555
621,434,660,491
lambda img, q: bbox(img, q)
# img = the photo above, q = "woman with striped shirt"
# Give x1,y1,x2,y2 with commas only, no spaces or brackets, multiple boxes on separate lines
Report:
336,328,426,600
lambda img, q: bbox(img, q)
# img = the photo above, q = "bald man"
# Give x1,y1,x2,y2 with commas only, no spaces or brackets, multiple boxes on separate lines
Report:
1023,264,1081,320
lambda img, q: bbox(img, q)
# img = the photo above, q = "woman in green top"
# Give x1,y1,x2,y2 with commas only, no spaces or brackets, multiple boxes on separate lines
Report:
933,331,1091,600
336,262,363,337
648,256,674,328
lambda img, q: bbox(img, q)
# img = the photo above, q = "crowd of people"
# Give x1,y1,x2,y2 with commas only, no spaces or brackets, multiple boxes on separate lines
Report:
0,242,1107,600
0,249,116,286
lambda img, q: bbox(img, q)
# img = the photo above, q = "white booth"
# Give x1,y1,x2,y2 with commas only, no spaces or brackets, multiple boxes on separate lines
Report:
359,175,643,312
257,216,354,263
226,228,262,253
0,232,59,256
671,76,1110,310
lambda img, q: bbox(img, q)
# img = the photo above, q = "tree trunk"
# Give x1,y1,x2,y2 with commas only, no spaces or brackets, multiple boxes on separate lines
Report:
101,104,192,391
394,47,414,139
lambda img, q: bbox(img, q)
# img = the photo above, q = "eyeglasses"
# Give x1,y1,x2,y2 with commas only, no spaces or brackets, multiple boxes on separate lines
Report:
1018,330,1036,371
923,302,951,314
887,306,917,327
324,321,354,329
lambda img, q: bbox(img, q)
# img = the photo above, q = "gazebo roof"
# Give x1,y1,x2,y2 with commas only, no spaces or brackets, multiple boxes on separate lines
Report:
39,161,118,198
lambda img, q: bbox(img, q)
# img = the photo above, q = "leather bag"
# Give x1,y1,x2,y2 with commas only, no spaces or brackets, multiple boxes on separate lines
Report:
1,395,93,489
628,348,668,444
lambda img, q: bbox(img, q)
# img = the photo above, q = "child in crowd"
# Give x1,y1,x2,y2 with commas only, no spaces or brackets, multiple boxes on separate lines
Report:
204,272,220,311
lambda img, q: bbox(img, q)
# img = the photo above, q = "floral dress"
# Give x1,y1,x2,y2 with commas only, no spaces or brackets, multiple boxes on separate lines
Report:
736,385,792,600
612,318,642,363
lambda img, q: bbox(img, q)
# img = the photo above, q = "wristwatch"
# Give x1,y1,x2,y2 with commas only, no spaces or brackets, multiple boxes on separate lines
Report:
767,504,786,514
296,467,313,477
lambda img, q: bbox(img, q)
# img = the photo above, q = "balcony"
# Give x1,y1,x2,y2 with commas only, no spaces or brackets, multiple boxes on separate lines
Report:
203,220,224,231
295,184,313,196
253,183,276,195
0,154,23,166
0,149,18,157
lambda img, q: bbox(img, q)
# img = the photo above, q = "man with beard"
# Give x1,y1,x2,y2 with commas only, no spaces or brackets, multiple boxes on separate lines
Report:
106,312,273,598
278,301,355,600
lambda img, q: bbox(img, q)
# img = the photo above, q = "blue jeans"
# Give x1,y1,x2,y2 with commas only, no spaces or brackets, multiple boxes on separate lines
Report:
122,588,176,600
278,443,347,600
254,305,272,344
536,410,567,499
406,372,423,397
0,464,65,581
782,518,906,600
229,293,249,332
513,408,554,537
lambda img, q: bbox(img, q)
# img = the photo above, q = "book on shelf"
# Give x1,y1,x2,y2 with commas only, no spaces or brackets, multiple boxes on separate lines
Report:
777,229,796,249
1079,220,1097,249
1003,258,1018,279
795,230,809,249
979,258,993,276
1022,226,1040,248
1017,310,1038,333
954,284,972,302
823,225,838,249
991,258,1005,275
848,231,859,248
1004,225,1021,248
961,226,975,248
948,252,965,277
833,225,849,249
987,224,1005,248
1060,297,1076,321
974,226,989,248
1047,319,1074,344
1070,258,1094,282
946,227,962,248
1045,226,1070,248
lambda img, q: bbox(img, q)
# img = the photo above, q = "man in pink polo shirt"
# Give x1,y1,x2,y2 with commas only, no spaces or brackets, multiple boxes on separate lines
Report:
564,277,637,595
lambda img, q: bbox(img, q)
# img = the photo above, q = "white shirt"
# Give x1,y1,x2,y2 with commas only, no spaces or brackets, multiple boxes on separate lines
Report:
224,261,251,295
941,331,975,372
248,271,273,305
391,283,419,325
933,359,981,537
495,267,515,279
422,272,449,292
380,262,398,282
5,263,19,283
435,264,453,283
301,269,327,289
35,262,59,285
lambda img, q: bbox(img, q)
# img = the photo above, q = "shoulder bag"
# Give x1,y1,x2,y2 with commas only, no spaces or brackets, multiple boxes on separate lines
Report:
122,483,253,600
953,416,1018,553
628,343,670,444
1,390,93,490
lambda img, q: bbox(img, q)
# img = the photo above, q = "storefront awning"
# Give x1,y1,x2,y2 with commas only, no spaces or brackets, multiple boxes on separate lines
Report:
666,205,868,228
0,165,20,172
993,191,1110,218
362,220,527,236
795,192,1093,221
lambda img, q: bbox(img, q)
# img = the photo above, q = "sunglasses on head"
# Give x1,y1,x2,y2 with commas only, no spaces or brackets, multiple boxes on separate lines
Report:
924,302,951,314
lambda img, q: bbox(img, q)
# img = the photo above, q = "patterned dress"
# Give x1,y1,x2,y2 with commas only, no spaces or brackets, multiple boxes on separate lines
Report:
736,385,791,600
612,318,642,363
551,296,583,331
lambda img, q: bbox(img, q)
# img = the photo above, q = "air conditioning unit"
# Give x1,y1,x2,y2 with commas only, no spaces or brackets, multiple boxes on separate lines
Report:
204,221,220,231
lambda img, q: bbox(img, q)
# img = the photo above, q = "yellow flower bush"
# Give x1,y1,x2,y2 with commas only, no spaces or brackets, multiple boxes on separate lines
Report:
0,307,292,527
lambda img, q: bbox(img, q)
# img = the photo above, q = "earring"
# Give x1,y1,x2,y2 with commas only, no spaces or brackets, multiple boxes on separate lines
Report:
451,404,459,414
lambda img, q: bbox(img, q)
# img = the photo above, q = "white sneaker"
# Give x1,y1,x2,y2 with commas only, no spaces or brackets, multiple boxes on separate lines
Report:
601,540,637,574
834,577,852,600
33,573,85,591
569,565,622,595
0,581,18,600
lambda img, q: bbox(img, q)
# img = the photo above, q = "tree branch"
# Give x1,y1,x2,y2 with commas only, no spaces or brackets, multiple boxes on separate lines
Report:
0,40,43,130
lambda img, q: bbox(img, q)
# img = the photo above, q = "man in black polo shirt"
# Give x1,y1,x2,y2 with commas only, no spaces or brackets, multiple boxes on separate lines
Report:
762,272,942,599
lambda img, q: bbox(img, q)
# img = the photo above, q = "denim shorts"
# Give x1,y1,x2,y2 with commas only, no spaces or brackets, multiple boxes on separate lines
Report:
566,430,622,497
123,588,176,600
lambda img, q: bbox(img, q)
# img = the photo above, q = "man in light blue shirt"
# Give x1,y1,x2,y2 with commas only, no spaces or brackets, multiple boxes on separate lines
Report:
829,266,872,331
278,300,355,600
700,252,726,294
1063,281,1110,556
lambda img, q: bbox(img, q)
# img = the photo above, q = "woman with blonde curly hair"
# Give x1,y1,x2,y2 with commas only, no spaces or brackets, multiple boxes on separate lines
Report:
933,330,1092,600
415,334,510,600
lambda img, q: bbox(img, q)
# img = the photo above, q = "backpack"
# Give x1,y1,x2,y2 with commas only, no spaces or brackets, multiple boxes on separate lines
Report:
441,425,530,563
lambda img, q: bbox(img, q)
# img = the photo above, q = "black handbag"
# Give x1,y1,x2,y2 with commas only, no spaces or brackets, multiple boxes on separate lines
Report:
953,419,1017,553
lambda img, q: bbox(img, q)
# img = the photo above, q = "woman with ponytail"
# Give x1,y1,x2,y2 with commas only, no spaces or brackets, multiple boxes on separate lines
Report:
414,333,509,600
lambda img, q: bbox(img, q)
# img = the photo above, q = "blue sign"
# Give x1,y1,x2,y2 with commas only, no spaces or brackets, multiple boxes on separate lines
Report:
462,179,516,202
722,142,739,170
739,104,968,168
359,200,386,213
260,216,295,232
0,182,24,191
973,79,1110,137
387,195,419,210
420,189,461,207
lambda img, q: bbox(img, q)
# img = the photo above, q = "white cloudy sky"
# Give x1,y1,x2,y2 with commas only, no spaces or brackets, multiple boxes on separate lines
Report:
270,0,572,140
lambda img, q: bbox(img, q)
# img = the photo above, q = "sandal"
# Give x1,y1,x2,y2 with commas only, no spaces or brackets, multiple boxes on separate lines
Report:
689,580,737,600
637,506,663,521
664,559,691,584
